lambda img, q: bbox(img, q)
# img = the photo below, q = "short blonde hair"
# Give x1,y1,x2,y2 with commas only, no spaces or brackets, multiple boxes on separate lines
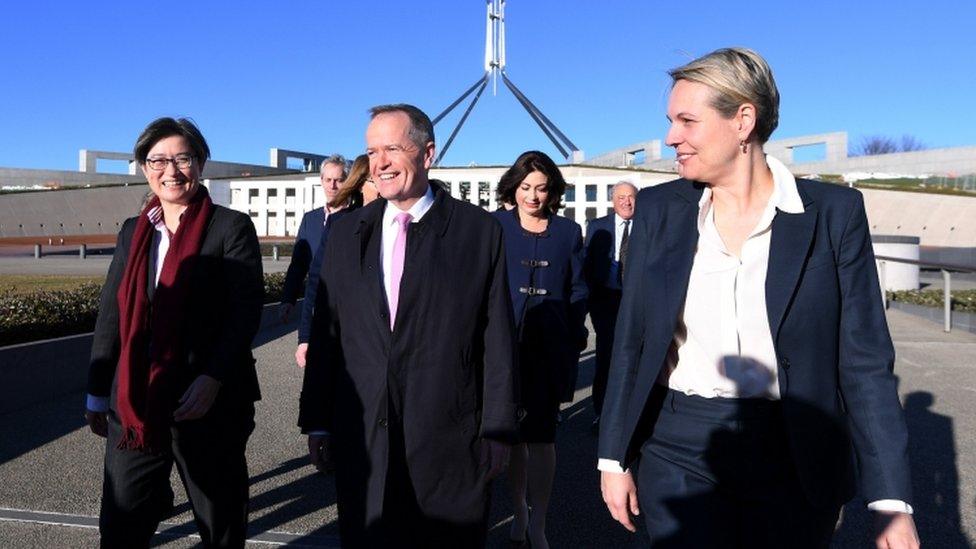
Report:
668,47,780,143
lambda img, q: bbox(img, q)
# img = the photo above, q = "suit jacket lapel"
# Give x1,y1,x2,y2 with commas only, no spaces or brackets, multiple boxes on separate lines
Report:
765,193,818,342
355,202,391,341
665,183,702,328
392,185,452,334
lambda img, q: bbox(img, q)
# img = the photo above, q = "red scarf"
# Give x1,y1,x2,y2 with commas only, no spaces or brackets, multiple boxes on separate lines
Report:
115,186,213,452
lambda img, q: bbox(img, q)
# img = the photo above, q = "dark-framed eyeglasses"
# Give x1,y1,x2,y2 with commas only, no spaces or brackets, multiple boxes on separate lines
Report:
146,154,195,171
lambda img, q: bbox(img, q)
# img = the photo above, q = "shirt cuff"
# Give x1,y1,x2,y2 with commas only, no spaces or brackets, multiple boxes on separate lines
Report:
86,394,109,413
597,458,629,474
307,430,330,436
867,500,914,514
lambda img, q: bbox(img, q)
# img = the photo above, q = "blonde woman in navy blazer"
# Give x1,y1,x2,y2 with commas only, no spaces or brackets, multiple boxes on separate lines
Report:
493,150,588,549
598,48,919,548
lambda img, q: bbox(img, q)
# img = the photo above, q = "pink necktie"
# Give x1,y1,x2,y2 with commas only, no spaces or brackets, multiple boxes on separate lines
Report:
389,212,412,330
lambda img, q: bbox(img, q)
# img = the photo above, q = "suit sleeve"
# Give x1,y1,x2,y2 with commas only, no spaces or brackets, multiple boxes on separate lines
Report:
597,196,652,466
836,191,912,503
569,223,589,348
87,219,135,397
281,213,313,304
479,222,519,443
298,234,344,433
203,213,265,382
298,236,327,344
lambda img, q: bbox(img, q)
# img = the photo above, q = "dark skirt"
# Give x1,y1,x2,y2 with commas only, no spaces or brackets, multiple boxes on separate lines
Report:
515,323,562,443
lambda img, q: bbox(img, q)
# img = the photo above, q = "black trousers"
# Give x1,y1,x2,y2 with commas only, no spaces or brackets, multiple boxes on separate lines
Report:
99,398,255,549
589,288,622,416
637,387,840,549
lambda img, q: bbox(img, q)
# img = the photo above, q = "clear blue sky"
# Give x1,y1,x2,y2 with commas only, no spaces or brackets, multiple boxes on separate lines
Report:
1,0,973,171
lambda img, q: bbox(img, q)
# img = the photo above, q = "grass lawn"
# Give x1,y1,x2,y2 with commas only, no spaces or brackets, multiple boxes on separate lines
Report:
0,274,105,296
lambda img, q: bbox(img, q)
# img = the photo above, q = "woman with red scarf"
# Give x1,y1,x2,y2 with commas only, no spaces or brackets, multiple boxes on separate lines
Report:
85,117,264,548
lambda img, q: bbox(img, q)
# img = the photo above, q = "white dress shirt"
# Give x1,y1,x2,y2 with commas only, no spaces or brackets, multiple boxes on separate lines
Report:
597,156,912,513
660,154,802,400
381,184,435,305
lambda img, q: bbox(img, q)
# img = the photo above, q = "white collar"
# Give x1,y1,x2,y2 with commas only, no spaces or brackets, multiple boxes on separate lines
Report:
382,183,435,227
697,154,804,231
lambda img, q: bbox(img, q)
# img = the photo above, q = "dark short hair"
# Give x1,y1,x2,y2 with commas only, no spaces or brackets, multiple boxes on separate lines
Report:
134,117,210,165
496,150,567,214
369,104,435,149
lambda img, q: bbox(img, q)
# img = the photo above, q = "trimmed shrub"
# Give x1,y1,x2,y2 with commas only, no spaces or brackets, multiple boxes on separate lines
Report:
1,273,292,348
887,289,976,313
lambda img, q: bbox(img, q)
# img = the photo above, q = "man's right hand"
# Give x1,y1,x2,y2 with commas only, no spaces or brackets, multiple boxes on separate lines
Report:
278,302,295,324
85,410,107,438
295,343,309,368
307,434,334,474
601,470,640,533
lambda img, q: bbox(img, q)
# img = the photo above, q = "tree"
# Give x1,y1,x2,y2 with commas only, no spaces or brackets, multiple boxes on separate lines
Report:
852,134,926,156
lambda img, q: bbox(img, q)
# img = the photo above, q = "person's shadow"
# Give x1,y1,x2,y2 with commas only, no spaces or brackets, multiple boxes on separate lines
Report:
833,391,968,547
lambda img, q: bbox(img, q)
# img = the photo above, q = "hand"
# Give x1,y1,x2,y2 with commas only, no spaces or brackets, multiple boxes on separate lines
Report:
601,470,640,533
295,343,309,368
85,410,107,437
481,439,511,481
874,512,919,549
173,375,221,422
279,302,294,324
308,434,334,474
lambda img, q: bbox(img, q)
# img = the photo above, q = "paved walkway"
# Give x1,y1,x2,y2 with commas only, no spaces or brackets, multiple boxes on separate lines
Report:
0,309,973,547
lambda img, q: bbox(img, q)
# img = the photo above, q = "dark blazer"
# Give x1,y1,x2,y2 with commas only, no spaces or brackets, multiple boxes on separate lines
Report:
583,213,622,291
598,178,912,508
299,183,518,536
493,208,588,401
281,207,327,304
297,209,350,343
88,205,265,406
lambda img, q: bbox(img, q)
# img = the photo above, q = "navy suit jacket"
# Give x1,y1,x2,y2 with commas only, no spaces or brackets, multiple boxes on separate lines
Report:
282,207,327,304
583,213,622,291
493,209,589,401
598,178,912,508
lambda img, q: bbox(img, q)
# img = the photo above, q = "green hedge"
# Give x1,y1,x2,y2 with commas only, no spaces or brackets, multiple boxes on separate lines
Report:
887,289,976,314
0,272,291,348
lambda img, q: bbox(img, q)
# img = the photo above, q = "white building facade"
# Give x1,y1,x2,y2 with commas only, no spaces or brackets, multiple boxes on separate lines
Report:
205,165,677,238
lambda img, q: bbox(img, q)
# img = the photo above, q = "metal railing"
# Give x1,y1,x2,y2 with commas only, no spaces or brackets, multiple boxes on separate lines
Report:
876,255,976,333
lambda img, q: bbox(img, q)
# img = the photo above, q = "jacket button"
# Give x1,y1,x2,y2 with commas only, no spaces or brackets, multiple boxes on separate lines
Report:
779,358,791,370
378,418,388,427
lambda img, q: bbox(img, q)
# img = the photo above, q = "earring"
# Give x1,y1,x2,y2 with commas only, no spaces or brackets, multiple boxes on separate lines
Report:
740,140,748,154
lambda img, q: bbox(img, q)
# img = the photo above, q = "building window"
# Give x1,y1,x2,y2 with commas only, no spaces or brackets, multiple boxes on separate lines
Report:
563,207,575,221
606,186,615,201
585,207,598,221
285,212,297,236
460,182,471,202
565,184,575,202
479,182,490,208
585,185,597,202
248,188,259,205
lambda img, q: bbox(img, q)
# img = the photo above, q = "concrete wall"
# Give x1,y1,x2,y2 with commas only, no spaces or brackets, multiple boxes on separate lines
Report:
0,167,140,189
0,184,148,238
1,162,297,191
791,146,976,178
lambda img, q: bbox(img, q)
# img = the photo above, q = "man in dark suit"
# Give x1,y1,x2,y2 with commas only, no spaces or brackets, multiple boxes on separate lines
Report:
299,104,518,547
583,181,636,426
278,154,348,324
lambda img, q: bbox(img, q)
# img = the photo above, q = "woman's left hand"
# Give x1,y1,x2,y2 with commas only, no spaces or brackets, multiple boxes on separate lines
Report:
173,375,222,421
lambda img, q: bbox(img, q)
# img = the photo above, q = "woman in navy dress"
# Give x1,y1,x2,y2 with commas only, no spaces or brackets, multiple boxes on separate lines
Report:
493,150,588,549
